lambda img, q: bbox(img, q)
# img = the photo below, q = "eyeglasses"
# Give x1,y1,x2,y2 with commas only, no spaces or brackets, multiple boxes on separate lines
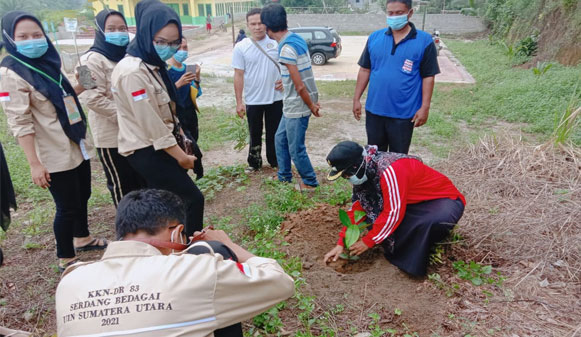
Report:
153,38,182,48
342,159,365,179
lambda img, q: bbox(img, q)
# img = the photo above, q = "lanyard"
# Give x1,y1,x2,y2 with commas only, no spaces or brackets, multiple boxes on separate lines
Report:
9,55,66,94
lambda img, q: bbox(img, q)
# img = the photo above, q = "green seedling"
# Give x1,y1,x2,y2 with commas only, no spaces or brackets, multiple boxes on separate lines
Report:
453,260,504,287
338,209,371,261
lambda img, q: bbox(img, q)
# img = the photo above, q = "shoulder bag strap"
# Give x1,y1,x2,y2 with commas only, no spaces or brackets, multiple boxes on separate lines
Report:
250,38,281,74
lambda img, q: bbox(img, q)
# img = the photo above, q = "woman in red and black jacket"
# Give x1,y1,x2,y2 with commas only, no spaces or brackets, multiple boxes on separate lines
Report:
324,141,465,276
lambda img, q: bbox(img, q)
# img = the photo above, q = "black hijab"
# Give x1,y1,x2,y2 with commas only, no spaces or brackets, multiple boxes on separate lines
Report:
89,9,128,62
0,11,87,144
127,0,182,103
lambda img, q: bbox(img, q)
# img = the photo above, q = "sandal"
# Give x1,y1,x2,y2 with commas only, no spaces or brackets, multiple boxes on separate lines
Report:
294,182,317,193
74,238,109,252
58,257,80,273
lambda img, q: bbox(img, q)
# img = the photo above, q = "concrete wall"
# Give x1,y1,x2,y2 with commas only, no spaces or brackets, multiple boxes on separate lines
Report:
287,13,486,35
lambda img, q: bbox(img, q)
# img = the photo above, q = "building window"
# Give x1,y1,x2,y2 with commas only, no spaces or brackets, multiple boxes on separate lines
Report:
205,4,212,16
182,4,189,16
198,4,205,16
117,4,125,16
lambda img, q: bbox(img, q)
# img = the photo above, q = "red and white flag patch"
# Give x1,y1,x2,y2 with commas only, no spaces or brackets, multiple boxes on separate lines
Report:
131,89,148,101
0,92,10,102
402,59,413,73
236,262,253,278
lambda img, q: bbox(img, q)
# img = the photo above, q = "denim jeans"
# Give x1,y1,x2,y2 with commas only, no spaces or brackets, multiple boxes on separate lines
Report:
275,115,318,186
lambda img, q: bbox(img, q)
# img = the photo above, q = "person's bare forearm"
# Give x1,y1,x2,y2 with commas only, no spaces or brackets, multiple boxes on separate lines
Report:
17,134,41,166
353,67,370,102
234,70,244,105
164,144,189,163
223,241,255,263
421,76,435,108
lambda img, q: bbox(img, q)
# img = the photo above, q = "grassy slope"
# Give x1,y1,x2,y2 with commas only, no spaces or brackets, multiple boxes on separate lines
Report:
435,39,581,144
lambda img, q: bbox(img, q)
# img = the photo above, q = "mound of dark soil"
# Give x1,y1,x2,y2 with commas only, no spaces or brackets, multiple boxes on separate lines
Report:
280,204,453,335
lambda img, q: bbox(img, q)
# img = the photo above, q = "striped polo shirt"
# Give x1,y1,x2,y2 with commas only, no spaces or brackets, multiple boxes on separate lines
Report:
278,32,318,118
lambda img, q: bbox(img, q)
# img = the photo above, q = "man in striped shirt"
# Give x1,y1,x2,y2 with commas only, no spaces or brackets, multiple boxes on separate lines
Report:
261,3,321,190
323,141,465,276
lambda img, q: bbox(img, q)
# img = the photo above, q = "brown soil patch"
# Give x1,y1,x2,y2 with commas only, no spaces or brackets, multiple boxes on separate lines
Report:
0,202,116,336
279,203,453,335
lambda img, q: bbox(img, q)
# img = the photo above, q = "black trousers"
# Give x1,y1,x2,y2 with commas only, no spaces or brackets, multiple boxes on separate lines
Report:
126,146,204,236
187,241,243,337
246,100,283,169
382,198,465,276
48,160,91,258
97,148,146,207
365,110,415,154
177,106,204,179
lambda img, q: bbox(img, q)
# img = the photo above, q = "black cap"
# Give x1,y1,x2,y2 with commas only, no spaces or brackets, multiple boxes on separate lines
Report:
326,141,364,181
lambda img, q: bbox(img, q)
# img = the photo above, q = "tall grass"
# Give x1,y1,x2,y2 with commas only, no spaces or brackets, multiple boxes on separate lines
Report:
553,82,580,145
435,39,581,145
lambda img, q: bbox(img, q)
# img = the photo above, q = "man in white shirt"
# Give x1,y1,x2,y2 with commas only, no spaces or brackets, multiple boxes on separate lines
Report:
232,8,284,171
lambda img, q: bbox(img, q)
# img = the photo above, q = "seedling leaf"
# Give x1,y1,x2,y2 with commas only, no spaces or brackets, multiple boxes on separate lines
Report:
339,209,352,227
354,210,366,223
358,221,371,230
345,224,360,248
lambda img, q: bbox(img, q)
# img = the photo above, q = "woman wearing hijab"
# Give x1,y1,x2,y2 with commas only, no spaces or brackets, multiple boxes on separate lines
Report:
77,9,144,207
235,29,246,44
0,11,107,271
167,37,204,179
111,0,204,236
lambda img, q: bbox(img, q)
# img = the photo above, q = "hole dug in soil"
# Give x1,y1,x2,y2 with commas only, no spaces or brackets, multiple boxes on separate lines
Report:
280,203,452,335
326,249,383,274
280,203,390,274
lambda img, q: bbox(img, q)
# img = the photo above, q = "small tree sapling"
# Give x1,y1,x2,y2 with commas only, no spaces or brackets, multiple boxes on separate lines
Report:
338,208,371,261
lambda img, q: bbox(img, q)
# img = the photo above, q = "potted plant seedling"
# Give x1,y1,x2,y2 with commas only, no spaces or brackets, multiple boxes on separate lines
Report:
338,208,371,261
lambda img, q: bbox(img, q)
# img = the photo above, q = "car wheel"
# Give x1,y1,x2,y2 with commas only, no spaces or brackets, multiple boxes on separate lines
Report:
311,52,326,65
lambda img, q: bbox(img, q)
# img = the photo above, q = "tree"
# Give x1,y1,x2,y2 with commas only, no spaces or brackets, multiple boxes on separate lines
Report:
0,0,33,17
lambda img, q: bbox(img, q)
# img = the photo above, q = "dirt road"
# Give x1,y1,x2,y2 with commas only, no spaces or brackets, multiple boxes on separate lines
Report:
188,32,475,83
190,31,471,169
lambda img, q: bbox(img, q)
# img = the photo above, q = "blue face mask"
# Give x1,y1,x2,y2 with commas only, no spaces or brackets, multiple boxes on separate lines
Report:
346,159,368,186
15,38,49,59
154,44,178,61
173,50,188,63
386,12,409,31
105,32,130,46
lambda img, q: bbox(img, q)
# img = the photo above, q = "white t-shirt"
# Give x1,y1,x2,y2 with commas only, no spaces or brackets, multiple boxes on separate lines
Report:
232,36,284,105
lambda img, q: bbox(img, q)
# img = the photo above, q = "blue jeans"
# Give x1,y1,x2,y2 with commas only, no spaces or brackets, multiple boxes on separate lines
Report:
275,115,318,186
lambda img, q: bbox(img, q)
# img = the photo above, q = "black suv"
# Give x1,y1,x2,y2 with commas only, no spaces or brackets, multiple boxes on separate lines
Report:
289,26,342,65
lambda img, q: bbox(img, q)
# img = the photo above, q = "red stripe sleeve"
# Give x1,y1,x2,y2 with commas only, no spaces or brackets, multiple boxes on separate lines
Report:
362,163,409,248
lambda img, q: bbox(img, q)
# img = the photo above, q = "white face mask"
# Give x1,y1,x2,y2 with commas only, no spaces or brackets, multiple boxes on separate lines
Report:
170,225,186,253
347,159,368,185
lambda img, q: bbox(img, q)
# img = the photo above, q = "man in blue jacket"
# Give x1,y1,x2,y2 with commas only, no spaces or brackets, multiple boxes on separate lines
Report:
352,0,440,154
